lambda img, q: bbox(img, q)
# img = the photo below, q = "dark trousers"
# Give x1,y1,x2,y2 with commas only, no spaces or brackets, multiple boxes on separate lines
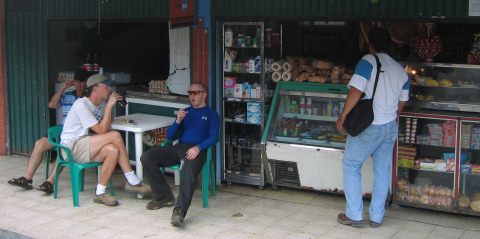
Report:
140,143,206,214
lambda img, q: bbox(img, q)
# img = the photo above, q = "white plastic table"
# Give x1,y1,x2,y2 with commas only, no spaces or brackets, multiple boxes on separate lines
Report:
111,113,175,197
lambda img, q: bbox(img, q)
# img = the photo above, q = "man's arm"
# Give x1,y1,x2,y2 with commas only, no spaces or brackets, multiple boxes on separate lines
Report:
336,87,363,133
48,81,73,109
397,101,407,114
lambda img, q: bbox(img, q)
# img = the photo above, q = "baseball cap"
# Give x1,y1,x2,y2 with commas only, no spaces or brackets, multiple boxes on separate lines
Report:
86,74,114,88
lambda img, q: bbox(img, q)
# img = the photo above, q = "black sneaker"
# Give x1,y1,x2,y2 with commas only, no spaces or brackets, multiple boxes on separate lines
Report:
8,177,33,190
146,195,175,210
171,207,185,227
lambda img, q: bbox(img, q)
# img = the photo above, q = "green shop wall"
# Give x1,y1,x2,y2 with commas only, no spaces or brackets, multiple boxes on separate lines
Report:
5,0,168,155
215,0,470,19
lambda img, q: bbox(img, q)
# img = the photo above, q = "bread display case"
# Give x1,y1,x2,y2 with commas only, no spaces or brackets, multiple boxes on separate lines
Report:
261,81,374,194
404,62,480,113
395,112,480,216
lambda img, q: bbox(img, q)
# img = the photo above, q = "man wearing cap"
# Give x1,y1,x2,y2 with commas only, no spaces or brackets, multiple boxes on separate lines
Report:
8,68,90,195
60,74,151,206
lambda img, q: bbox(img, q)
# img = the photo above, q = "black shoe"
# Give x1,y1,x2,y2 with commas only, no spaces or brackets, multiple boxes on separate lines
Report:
36,181,54,195
369,220,381,228
171,207,185,227
146,196,175,210
8,177,33,190
337,213,365,228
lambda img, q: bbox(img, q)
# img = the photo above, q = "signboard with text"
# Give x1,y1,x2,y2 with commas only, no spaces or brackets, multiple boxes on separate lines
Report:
170,0,195,28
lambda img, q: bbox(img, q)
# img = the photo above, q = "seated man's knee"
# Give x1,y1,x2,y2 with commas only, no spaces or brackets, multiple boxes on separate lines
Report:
35,137,51,148
109,130,122,139
103,144,119,159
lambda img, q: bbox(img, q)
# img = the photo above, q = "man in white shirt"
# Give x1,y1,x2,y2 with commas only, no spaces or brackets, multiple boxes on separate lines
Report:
336,28,409,228
61,74,150,206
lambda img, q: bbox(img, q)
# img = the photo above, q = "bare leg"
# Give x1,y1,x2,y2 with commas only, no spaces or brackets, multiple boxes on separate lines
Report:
25,137,53,180
46,163,59,183
89,131,133,173
92,144,119,186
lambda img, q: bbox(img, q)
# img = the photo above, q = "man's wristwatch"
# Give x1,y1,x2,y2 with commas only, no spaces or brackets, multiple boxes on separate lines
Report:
195,145,201,151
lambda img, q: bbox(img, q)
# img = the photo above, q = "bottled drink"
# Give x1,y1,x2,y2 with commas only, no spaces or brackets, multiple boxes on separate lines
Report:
83,53,92,72
118,99,128,108
93,54,100,73
225,27,233,47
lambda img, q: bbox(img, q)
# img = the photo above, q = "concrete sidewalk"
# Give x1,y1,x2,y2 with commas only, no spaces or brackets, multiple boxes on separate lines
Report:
1,155,479,239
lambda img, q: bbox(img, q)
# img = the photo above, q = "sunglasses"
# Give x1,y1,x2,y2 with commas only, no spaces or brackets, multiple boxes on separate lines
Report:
187,90,205,96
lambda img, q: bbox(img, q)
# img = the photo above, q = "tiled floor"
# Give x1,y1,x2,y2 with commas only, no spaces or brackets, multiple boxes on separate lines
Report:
1,155,480,239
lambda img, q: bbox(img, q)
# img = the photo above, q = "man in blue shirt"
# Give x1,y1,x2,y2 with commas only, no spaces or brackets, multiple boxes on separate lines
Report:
141,82,219,227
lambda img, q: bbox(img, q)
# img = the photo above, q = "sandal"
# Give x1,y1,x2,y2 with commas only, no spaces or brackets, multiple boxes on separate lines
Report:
36,181,54,195
8,176,33,190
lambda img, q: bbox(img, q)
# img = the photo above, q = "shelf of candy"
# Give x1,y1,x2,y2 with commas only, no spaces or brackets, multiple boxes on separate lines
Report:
399,119,456,148
396,178,453,209
397,145,416,169
224,77,262,101
459,193,480,213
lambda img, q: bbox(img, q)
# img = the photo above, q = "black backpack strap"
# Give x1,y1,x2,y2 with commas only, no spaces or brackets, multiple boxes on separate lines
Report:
371,54,382,99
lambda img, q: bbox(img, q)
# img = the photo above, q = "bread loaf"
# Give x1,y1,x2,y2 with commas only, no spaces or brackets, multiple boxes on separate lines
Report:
459,195,471,208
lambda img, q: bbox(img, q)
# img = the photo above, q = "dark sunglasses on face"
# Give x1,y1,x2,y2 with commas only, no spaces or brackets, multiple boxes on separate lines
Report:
188,90,205,96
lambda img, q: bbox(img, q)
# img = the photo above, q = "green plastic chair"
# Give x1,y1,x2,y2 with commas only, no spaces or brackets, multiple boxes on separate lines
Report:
47,125,114,207
160,140,216,208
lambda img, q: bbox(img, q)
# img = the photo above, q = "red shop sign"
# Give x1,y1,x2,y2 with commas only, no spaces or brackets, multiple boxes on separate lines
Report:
170,0,195,28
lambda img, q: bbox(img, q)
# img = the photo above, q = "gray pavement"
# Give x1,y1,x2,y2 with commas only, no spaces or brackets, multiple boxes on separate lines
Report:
1,155,480,239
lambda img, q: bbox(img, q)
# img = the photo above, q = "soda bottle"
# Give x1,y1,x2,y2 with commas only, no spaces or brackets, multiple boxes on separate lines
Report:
93,53,100,73
82,53,92,71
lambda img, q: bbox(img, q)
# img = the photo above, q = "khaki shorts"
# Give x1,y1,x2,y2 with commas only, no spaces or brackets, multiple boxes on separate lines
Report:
62,136,91,163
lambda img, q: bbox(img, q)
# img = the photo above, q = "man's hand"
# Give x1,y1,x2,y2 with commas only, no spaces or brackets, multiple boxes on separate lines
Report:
176,108,188,124
185,145,200,160
62,80,74,90
107,92,122,108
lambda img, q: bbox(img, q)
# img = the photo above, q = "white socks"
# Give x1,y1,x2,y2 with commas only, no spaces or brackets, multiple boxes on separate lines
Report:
125,171,141,185
96,184,107,196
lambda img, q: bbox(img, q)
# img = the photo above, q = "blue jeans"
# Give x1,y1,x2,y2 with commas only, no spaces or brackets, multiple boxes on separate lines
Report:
343,120,398,223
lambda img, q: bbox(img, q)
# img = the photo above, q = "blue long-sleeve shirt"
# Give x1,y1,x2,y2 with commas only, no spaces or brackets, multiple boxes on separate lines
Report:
167,106,219,150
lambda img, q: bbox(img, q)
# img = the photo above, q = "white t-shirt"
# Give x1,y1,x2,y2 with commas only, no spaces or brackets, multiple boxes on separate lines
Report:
348,53,410,125
60,97,106,145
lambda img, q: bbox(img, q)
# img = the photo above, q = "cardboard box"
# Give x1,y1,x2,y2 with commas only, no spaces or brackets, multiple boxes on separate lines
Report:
234,84,244,98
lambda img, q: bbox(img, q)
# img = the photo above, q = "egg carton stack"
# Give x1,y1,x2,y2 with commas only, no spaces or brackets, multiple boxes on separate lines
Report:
462,124,473,149
442,121,456,147
471,127,480,150
427,123,443,146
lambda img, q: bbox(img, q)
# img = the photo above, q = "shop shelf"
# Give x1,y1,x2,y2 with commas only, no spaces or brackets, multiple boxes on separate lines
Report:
282,112,338,122
224,118,262,126
224,97,263,103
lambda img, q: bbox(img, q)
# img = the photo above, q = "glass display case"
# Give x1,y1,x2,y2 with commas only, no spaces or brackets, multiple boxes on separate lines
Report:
262,81,375,194
395,113,457,213
459,117,480,215
222,22,278,188
403,62,480,113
